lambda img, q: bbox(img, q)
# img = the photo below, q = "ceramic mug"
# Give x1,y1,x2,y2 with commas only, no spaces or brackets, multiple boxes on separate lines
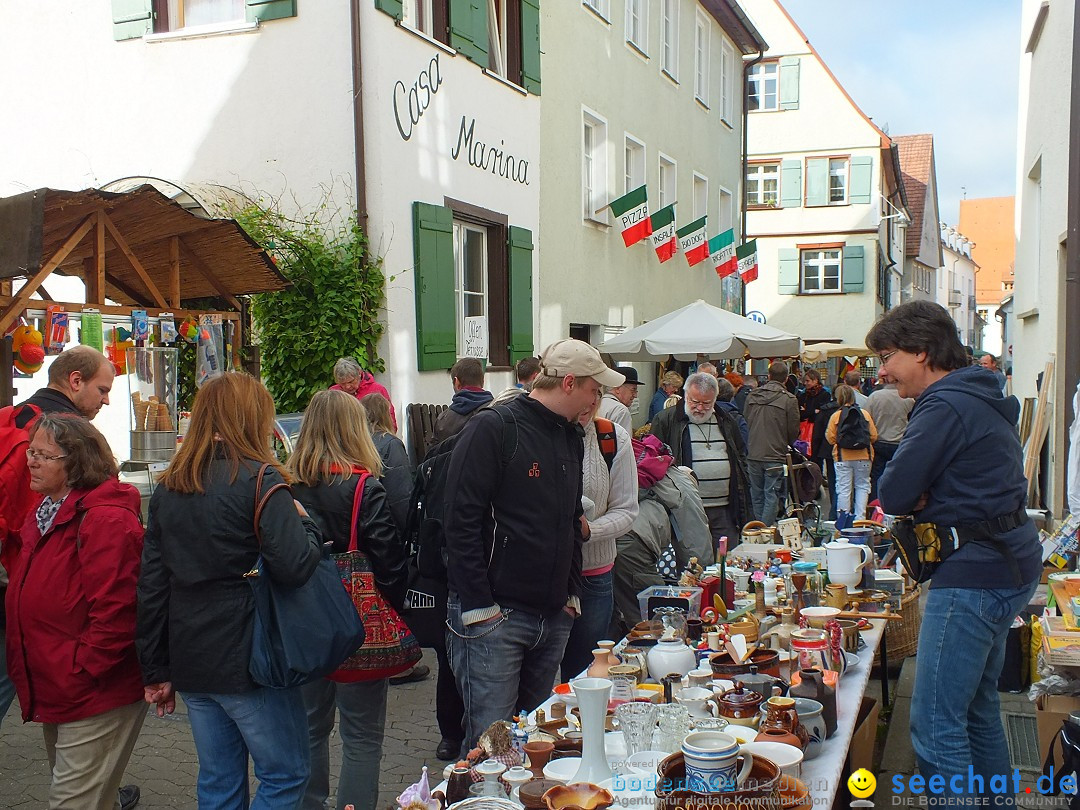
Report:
675,687,719,719
681,730,754,793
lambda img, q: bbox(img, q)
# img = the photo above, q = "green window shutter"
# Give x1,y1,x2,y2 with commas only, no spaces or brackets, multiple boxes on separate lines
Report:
507,226,535,363
805,157,828,207
842,245,866,293
449,0,489,66
520,0,541,95
780,160,802,208
374,0,404,20
849,156,873,205
246,0,297,23
778,248,799,295
413,202,457,371
112,0,153,40
779,56,800,110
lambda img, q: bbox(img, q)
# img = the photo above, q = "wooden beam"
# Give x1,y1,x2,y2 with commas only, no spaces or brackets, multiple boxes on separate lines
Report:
178,239,244,311
92,210,106,304
0,214,95,334
36,284,54,302
100,211,168,308
1,296,240,323
106,274,153,307
169,236,181,309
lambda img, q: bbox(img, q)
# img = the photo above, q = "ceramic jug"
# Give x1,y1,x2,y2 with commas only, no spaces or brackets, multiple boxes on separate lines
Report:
824,538,873,590
588,649,613,678
758,696,809,750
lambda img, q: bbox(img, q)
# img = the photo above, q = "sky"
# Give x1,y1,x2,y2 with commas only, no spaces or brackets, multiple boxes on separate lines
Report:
779,0,1022,225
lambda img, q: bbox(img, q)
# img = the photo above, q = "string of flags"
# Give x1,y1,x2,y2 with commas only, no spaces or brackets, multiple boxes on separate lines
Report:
605,184,757,282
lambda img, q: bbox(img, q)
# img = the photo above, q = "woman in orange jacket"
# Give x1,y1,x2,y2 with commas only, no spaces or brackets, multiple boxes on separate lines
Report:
825,384,878,523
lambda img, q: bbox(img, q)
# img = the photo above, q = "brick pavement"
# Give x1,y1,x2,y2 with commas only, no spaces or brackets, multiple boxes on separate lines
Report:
0,651,444,809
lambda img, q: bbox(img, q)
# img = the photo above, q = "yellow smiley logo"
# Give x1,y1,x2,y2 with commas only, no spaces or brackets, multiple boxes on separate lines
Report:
847,768,876,799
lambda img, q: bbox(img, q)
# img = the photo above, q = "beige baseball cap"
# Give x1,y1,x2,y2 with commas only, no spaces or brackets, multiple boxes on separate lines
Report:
538,339,625,387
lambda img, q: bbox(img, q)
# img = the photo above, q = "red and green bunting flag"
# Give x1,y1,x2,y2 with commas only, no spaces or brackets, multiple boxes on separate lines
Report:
650,204,678,263
736,239,759,283
608,185,653,247
676,216,709,267
708,229,737,278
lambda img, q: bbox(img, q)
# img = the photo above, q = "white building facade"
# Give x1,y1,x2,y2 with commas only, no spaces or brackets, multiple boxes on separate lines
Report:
938,223,979,348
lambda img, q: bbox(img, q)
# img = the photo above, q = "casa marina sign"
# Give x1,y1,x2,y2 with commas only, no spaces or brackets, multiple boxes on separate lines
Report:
393,52,531,186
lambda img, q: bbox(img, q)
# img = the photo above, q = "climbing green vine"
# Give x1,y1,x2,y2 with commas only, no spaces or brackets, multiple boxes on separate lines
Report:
234,202,385,414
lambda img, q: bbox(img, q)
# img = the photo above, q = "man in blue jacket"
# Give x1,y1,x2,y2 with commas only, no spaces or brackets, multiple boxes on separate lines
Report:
866,301,1041,801
443,339,625,752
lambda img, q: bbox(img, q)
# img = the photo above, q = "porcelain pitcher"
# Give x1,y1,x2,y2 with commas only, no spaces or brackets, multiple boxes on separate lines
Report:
824,538,872,590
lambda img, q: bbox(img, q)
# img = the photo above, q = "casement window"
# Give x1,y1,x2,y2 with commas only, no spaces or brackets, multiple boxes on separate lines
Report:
777,244,867,295
412,201,534,370
402,0,442,38
694,12,709,106
583,110,609,225
660,0,678,79
583,0,609,20
693,173,708,221
828,158,848,204
658,154,677,208
112,0,295,38
747,62,778,111
720,39,735,124
624,135,646,194
626,0,647,54
718,187,734,232
805,156,872,206
746,162,779,208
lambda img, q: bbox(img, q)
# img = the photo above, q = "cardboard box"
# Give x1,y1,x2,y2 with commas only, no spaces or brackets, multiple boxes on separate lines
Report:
847,696,881,773
1036,694,1080,766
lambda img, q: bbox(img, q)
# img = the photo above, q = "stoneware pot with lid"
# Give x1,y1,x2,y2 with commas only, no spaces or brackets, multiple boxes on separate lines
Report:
713,682,766,727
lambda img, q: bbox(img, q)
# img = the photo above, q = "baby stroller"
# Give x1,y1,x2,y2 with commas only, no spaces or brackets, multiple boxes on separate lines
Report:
783,445,825,544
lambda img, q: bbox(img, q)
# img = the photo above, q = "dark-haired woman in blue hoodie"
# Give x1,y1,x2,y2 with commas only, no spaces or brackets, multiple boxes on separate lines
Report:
866,301,1041,804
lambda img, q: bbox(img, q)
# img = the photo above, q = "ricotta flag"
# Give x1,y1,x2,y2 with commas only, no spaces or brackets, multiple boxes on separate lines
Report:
736,239,759,283
650,204,678,263
608,185,653,247
709,229,737,278
676,216,709,267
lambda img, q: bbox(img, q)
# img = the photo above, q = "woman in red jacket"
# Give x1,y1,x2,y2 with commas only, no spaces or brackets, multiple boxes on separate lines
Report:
5,413,145,809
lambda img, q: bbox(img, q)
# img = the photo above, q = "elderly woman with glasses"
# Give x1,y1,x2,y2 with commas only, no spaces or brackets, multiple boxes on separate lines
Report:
330,357,397,432
5,413,146,809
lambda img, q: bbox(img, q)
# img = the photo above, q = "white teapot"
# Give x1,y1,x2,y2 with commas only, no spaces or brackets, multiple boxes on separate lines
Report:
824,538,872,590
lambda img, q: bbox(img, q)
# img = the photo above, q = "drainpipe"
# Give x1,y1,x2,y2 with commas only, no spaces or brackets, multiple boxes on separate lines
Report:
1064,2,1080,516
349,0,369,242
740,50,764,317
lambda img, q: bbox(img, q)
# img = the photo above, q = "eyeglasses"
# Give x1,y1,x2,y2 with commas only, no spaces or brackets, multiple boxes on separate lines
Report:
878,350,899,367
26,448,67,463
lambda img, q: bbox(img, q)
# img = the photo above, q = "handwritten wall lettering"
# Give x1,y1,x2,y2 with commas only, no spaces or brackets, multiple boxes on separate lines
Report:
393,54,443,141
450,116,530,185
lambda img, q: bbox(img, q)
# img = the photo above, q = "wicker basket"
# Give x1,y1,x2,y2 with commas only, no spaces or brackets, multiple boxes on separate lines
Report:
873,582,922,666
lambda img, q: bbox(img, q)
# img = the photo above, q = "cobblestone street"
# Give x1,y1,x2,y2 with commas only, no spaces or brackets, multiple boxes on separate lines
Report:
0,651,443,809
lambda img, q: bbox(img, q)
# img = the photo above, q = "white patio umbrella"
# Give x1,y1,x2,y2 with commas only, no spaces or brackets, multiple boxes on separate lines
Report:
599,299,802,361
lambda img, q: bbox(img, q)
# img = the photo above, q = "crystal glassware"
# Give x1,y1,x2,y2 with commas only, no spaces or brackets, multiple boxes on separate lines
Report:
615,701,659,757
654,703,691,754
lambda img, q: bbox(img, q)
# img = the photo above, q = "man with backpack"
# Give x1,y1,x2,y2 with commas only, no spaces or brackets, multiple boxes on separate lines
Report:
824,384,878,526
443,339,623,753
744,362,800,525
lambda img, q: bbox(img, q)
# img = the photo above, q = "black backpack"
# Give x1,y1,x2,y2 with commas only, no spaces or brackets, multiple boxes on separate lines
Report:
836,405,871,450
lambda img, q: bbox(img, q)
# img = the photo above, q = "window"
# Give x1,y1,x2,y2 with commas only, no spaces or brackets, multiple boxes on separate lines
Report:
828,158,848,205
626,0,647,54
583,110,609,224
694,13,709,106
693,173,708,221
746,163,779,207
748,62,778,111
487,0,523,80
583,0,609,19
159,0,244,30
454,221,488,357
801,248,842,294
660,0,678,78
659,154,677,208
402,0,435,35
718,187,734,231
624,135,646,194
721,40,735,123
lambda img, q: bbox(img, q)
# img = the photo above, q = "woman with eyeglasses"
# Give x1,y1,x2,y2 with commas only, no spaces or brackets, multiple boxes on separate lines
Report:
5,413,146,809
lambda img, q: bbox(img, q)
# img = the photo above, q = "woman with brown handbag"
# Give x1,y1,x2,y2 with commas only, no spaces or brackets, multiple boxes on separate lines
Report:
288,390,415,810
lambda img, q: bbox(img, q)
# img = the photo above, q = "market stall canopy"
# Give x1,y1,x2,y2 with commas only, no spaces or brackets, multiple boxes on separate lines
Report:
800,344,874,363
599,299,802,361
0,185,287,332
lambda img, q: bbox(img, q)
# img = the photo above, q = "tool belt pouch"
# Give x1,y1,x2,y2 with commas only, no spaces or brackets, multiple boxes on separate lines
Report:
891,519,950,584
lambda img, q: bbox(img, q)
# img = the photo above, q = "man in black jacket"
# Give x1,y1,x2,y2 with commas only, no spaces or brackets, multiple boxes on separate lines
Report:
444,339,624,751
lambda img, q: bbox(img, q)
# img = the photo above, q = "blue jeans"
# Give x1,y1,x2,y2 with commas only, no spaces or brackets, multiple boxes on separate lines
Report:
561,570,614,682
301,677,387,810
910,580,1038,800
446,596,574,749
0,624,16,728
747,460,786,525
834,459,871,520
183,687,310,809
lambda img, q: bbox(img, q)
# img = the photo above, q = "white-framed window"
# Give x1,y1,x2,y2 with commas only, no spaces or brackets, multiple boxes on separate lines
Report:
720,39,735,124
693,173,708,221
488,0,510,78
800,248,842,294
718,187,734,231
453,220,489,356
626,0,647,54
659,154,677,208
746,163,779,207
402,0,435,36
660,0,678,79
694,12,709,106
164,0,244,29
748,62,779,111
624,135,646,194
583,0,610,20
583,109,609,224
829,158,849,205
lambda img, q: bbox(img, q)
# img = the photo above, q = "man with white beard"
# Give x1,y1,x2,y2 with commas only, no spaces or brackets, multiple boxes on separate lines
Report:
649,372,753,546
